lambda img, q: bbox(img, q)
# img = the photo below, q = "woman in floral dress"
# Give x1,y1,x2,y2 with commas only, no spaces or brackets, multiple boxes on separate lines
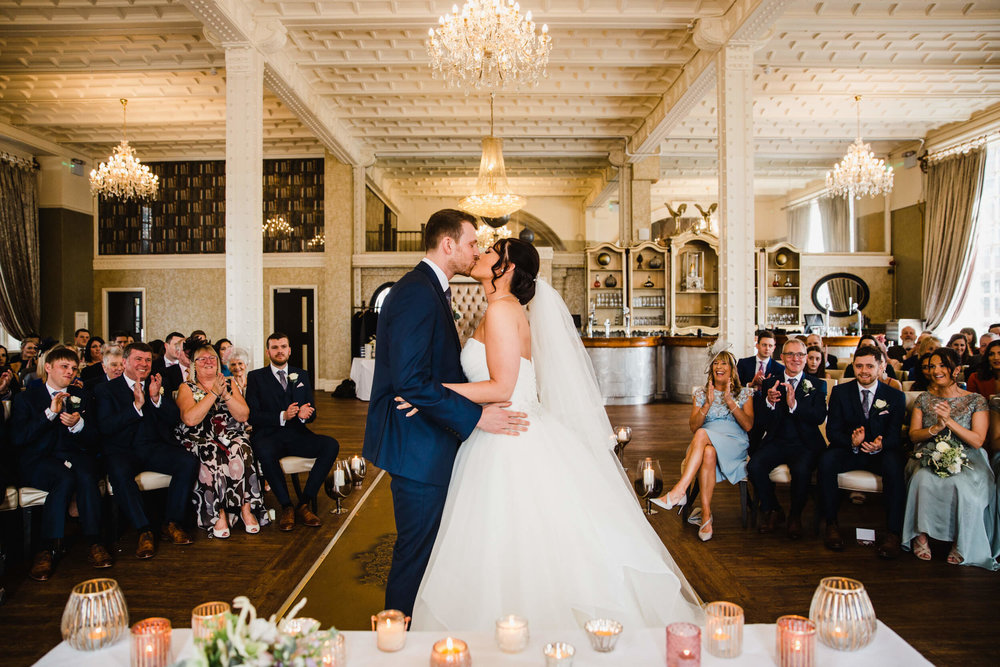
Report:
175,339,268,537
902,348,995,569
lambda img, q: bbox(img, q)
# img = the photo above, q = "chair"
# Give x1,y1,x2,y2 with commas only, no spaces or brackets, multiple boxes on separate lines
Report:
763,464,821,534
826,368,845,381
0,486,18,599
279,456,318,512
901,380,914,391
17,486,49,557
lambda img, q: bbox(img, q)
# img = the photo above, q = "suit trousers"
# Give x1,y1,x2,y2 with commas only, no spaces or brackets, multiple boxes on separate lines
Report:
251,428,339,507
22,452,102,541
818,448,906,535
385,474,449,617
748,441,820,517
105,444,199,530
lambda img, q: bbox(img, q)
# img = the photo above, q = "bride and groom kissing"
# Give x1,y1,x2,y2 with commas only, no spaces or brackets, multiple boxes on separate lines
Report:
362,209,702,632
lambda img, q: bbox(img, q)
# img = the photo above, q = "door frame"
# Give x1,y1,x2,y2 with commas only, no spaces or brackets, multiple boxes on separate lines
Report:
269,285,318,375
101,287,146,341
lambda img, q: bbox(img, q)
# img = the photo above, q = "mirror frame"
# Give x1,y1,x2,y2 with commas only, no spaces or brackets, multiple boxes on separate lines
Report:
810,272,870,317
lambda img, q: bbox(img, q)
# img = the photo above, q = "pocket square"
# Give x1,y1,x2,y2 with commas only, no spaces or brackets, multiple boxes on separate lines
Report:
878,410,889,415
296,382,304,388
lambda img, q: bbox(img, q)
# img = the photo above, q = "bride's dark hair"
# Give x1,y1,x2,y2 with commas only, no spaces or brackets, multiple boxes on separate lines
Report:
489,238,540,305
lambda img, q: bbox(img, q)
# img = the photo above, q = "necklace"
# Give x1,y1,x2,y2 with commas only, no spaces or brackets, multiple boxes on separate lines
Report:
488,293,517,303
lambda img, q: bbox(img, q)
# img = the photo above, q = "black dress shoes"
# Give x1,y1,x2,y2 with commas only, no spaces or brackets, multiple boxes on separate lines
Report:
758,509,785,534
824,523,845,551
787,515,803,540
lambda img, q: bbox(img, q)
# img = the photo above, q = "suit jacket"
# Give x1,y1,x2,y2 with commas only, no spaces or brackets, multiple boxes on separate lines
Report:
755,372,827,452
83,372,111,393
11,383,96,470
737,355,785,386
246,365,317,437
94,374,180,455
156,363,184,397
362,261,482,487
826,380,905,453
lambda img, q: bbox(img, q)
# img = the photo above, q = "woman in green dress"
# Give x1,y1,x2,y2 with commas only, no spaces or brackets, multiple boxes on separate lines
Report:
902,348,996,570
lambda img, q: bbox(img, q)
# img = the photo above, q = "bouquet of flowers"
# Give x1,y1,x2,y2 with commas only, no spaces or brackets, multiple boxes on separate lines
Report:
913,431,972,478
179,597,343,667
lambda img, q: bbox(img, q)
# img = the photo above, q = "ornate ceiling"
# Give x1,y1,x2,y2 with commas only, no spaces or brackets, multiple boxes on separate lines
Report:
0,0,997,201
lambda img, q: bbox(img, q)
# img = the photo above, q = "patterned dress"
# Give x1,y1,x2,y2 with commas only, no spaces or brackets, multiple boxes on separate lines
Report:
693,386,754,483
902,392,997,570
175,380,269,531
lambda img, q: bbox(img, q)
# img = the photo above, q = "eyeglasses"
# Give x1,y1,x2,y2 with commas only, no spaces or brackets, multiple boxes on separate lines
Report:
782,352,807,359
194,357,218,365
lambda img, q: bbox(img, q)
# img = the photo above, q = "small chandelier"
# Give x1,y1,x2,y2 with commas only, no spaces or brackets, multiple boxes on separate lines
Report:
826,96,894,199
262,215,292,235
459,94,526,218
427,0,551,93
89,99,159,200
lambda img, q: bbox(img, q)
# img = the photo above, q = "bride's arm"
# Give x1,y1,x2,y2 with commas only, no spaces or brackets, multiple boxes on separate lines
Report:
442,301,525,404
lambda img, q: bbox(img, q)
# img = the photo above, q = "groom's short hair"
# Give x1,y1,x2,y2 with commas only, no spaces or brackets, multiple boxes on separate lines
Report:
424,209,475,251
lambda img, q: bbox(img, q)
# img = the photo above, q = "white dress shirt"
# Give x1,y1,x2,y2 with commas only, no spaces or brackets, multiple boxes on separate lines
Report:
421,257,451,293
123,374,160,415
44,383,84,433
271,363,305,426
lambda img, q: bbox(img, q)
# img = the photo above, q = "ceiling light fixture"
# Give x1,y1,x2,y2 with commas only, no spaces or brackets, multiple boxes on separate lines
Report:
826,96,894,199
459,94,526,219
89,99,159,201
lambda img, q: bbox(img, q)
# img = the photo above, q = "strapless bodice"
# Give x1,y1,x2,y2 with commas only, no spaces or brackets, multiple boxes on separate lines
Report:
460,338,540,414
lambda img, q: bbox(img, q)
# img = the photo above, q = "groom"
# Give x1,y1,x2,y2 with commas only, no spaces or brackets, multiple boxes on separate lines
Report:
363,208,528,616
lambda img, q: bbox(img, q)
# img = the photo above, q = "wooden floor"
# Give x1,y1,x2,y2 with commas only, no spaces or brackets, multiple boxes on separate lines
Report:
1,395,997,665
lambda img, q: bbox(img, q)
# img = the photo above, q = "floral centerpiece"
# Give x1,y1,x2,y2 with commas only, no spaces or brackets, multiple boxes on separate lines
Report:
179,597,342,667
913,431,971,478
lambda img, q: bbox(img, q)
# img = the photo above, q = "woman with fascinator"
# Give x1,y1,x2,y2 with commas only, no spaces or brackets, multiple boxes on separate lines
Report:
652,343,754,541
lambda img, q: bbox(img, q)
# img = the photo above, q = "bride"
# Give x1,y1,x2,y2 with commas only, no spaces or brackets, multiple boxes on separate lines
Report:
402,238,704,632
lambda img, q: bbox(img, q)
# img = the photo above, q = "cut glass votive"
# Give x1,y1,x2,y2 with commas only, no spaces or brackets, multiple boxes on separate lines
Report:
666,622,701,666
776,615,817,667
705,601,744,658
130,617,171,667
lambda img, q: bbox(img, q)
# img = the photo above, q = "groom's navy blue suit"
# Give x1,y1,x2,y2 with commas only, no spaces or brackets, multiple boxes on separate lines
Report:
363,260,482,616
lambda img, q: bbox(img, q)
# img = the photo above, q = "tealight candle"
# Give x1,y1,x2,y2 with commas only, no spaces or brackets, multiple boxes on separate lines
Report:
666,622,701,666
543,641,575,666
371,609,408,652
430,637,472,666
495,614,529,653
776,615,816,667
705,601,744,658
130,617,171,667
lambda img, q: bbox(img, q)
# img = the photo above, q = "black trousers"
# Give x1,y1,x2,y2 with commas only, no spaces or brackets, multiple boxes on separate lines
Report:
748,441,820,517
385,474,449,617
818,448,906,536
105,444,199,530
21,452,103,541
251,428,339,507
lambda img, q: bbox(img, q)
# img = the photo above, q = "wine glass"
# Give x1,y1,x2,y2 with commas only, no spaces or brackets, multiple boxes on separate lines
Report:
348,454,367,488
614,425,632,465
633,458,663,515
323,460,354,515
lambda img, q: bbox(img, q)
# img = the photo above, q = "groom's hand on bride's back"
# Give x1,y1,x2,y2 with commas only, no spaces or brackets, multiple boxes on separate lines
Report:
477,402,529,436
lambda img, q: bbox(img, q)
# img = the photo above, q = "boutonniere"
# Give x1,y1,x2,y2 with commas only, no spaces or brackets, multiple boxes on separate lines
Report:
68,396,81,408
874,398,887,410
287,372,299,383
159,387,164,396
452,303,462,322
800,379,813,395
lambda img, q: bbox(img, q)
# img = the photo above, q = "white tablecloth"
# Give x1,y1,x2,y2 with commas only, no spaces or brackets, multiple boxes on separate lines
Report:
350,357,375,401
35,621,931,666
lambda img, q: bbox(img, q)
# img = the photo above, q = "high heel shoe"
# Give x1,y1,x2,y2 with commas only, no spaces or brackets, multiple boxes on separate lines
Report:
243,512,260,535
651,492,687,513
698,516,714,541
212,525,230,539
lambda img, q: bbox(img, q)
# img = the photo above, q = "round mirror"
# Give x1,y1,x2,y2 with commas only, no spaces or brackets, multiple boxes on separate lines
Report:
811,273,869,317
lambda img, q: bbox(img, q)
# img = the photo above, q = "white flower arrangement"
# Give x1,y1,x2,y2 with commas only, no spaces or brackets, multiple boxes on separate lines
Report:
913,432,971,478
873,398,887,410
287,372,299,383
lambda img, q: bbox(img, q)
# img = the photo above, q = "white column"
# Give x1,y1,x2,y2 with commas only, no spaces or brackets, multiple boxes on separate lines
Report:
717,42,755,350
224,45,265,368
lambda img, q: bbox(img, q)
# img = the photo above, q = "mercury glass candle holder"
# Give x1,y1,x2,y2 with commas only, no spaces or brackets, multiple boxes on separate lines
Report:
430,637,472,666
666,622,701,666
61,578,129,651
584,618,623,652
809,576,877,651
705,601,743,658
130,617,172,667
543,641,575,666
191,601,230,641
495,614,529,653
776,615,816,667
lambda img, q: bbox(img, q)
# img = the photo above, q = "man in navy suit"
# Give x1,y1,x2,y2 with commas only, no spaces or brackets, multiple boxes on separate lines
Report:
738,330,784,455
96,342,198,559
747,338,827,539
152,332,186,396
819,345,907,558
246,332,338,531
363,209,528,617
12,347,110,580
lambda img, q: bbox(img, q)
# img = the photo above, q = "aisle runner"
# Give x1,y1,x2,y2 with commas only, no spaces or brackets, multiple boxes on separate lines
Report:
280,470,396,631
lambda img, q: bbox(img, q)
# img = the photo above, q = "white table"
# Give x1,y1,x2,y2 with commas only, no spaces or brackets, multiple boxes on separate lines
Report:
350,357,375,401
35,621,931,666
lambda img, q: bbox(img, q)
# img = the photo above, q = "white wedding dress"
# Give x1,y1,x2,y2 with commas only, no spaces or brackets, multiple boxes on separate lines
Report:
411,285,704,632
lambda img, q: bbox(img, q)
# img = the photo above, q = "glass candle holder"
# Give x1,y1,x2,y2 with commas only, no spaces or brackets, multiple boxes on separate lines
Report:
191,601,230,641
705,601,744,658
495,614,529,653
371,609,409,651
584,618,623,653
809,576,877,651
543,641,575,666
666,622,701,666
61,578,129,651
430,637,471,666
319,632,346,666
131,617,172,667
776,615,816,667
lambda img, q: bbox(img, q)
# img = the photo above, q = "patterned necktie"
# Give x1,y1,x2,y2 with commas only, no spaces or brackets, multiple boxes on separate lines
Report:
787,378,797,393
277,369,288,390
758,360,765,375
862,389,872,418
444,286,452,304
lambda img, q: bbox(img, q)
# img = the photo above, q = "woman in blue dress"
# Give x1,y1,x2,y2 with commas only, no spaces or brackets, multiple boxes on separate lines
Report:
653,348,754,541
902,348,996,569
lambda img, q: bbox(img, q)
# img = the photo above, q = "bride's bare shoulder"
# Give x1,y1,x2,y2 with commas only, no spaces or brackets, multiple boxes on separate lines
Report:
483,299,528,326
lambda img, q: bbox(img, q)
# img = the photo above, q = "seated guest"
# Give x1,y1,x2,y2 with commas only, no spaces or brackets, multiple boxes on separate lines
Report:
737,330,783,389
0,368,12,484
805,333,837,370
747,338,827,539
843,336,897,379
14,337,40,385
947,333,973,369
991,323,1000,336
214,338,234,377
72,328,90,359
11,348,111,580
79,340,112,385
82,344,124,392
156,332,190,397
904,335,940,379
83,336,104,368
189,329,209,343
819,346,906,558
228,347,250,395
902,348,995,569
0,347,18,399
960,327,977,350
109,330,130,349
908,352,934,392
887,325,918,364
966,339,1000,399
176,338,267,538
653,348,754,541
246,332,338,531
96,342,199,558
967,332,997,370
805,345,828,381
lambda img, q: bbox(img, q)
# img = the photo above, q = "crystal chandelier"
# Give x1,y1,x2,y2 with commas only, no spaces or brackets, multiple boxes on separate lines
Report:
460,94,526,218
475,216,513,249
89,99,159,200
427,0,551,93
826,96,894,199
262,215,292,235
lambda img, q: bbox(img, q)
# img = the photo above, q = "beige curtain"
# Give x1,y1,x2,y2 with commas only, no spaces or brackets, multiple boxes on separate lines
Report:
0,158,40,339
786,202,812,249
818,195,851,252
920,148,986,331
